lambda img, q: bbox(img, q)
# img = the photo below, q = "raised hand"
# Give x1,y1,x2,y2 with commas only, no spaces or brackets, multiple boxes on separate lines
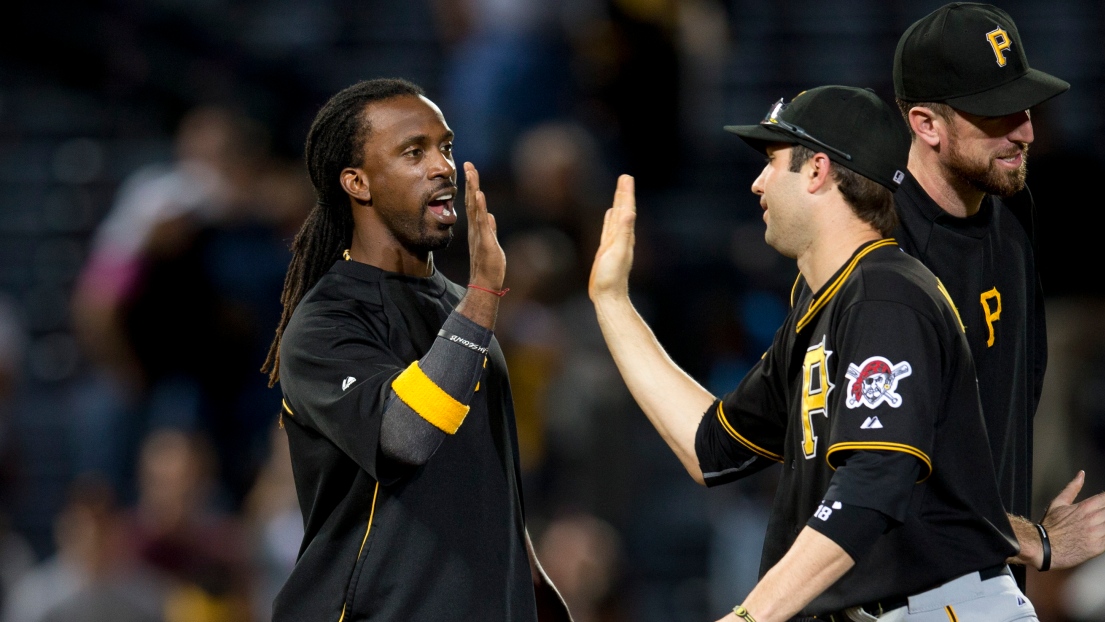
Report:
464,161,505,292
588,174,637,302
1040,470,1105,569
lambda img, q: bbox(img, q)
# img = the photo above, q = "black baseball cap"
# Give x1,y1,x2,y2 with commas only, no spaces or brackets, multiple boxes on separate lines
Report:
894,2,1069,117
724,85,910,191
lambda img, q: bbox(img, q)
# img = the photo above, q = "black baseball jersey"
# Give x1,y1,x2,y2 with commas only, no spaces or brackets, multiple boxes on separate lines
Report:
696,239,1018,615
273,260,536,621
894,171,1046,524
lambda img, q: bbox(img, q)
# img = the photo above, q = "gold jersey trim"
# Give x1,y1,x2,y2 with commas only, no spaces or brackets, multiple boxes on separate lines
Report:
796,239,898,333
280,399,294,428
789,273,802,309
825,441,933,482
717,402,783,462
338,481,381,622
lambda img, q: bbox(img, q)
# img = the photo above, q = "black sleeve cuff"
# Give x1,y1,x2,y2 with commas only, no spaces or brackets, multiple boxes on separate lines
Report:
807,499,890,563
824,450,922,523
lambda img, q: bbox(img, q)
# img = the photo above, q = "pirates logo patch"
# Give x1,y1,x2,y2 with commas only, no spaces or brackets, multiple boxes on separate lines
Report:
845,356,911,409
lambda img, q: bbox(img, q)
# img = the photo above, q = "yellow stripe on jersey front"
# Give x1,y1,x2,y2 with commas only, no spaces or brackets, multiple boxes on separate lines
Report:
826,441,933,482
338,481,381,622
392,362,469,434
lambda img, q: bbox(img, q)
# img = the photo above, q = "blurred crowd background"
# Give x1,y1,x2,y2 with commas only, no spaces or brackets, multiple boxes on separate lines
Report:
1,0,1104,621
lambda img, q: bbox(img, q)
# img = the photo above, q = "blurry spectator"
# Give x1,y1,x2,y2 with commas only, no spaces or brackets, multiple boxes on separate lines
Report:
0,297,34,613
2,474,166,622
241,425,301,622
180,158,311,503
496,117,704,622
536,512,625,622
568,0,682,190
69,104,307,505
72,104,266,392
505,120,610,278
494,120,620,512
120,428,252,622
0,516,33,621
431,0,579,180
1063,551,1105,621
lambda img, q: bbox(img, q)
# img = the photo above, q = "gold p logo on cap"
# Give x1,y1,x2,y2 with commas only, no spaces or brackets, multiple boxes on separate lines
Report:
986,27,1012,67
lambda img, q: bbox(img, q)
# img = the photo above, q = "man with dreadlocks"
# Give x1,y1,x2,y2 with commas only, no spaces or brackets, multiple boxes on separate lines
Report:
261,77,571,621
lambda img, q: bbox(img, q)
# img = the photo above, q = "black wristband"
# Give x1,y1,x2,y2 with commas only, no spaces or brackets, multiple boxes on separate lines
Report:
1035,522,1051,572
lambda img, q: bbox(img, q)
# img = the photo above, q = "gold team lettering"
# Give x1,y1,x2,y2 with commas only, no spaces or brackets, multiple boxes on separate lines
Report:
986,27,1012,67
980,287,1002,347
802,338,833,459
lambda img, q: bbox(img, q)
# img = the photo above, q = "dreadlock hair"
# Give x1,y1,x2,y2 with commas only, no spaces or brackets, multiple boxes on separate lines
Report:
263,78,426,387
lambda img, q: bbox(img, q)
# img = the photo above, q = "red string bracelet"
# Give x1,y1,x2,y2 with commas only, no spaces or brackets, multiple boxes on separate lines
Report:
468,284,510,297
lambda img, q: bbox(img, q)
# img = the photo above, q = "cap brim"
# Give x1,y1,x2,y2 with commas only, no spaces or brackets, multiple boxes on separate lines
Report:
723,124,799,154
945,68,1070,117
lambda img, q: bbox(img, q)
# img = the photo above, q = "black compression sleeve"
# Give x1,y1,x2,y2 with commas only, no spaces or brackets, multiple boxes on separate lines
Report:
379,311,492,465
806,499,891,563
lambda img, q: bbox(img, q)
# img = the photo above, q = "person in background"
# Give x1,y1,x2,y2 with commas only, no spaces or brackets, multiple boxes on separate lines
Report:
890,2,1105,588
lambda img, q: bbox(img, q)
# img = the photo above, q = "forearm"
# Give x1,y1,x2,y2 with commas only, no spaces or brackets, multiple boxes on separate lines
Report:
1007,512,1043,569
731,527,855,622
456,285,502,330
380,311,491,464
592,294,716,483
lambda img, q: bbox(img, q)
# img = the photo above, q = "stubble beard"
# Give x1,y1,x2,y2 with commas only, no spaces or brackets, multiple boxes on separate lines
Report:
385,207,454,256
945,135,1029,198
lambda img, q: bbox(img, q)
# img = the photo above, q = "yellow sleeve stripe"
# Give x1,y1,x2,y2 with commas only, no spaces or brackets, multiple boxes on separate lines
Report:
282,399,294,415
717,402,783,462
825,441,933,482
392,362,469,434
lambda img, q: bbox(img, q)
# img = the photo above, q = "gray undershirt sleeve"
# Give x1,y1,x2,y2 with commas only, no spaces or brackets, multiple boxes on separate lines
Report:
379,311,492,465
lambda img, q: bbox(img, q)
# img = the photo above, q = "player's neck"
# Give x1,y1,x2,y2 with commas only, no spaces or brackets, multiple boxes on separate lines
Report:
907,149,985,218
347,230,434,277
799,222,882,293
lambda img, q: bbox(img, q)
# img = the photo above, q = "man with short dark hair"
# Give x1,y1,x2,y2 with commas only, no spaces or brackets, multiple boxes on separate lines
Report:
892,2,1105,587
263,77,570,621
589,85,1033,622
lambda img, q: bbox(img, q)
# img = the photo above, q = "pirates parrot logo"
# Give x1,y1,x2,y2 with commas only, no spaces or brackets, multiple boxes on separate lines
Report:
845,356,912,409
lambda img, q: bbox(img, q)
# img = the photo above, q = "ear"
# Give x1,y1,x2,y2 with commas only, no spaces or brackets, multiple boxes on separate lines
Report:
908,106,944,149
806,152,834,193
340,167,371,203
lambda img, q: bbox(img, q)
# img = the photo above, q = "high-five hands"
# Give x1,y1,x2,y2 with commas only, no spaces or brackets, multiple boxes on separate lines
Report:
588,174,637,303
464,161,506,293
458,162,507,330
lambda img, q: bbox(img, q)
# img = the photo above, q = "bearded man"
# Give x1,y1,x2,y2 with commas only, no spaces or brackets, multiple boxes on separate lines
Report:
892,2,1105,592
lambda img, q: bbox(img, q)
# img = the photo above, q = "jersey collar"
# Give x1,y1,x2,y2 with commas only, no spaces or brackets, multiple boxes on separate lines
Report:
330,259,449,297
795,238,898,333
898,170,994,239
